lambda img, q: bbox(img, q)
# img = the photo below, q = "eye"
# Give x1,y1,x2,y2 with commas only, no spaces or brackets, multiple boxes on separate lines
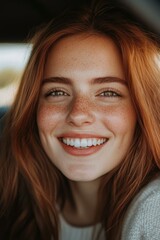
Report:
45,89,69,97
98,90,121,97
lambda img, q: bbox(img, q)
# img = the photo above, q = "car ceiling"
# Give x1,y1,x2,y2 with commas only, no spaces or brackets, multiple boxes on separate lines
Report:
0,0,92,42
0,0,160,43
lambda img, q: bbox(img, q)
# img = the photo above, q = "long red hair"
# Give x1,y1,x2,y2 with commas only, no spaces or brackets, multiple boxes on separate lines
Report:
0,1,160,239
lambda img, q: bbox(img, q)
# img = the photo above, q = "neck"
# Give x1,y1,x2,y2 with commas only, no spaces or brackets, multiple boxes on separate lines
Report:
62,179,101,226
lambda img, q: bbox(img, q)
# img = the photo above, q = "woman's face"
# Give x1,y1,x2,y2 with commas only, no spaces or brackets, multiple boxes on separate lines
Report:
37,34,137,182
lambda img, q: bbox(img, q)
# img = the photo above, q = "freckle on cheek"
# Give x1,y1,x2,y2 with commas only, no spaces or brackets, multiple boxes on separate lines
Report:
38,104,67,126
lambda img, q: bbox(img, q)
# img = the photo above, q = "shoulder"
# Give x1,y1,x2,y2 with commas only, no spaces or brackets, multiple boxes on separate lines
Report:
122,176,160,240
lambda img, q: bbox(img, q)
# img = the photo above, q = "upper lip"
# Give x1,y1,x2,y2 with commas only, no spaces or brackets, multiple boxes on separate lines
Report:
57,132,107,139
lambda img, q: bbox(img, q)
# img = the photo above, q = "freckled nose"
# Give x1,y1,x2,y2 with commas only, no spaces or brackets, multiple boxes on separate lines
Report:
66,96,95,127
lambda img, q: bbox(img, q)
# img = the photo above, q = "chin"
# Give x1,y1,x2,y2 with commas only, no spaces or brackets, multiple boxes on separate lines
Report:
63,170,101,182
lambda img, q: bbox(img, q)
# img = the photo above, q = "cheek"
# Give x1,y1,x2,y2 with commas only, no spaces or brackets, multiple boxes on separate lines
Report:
99,103,137,134
37,103,67,132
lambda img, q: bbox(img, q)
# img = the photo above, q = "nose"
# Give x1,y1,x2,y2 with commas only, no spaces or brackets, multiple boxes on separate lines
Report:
66,96,95,127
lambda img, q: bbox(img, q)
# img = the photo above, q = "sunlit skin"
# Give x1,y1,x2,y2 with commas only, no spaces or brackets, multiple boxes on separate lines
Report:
37,33,137,224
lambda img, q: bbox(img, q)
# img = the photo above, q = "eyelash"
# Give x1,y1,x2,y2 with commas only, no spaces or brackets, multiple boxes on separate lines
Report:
44,88,121,98
97,89,121,97
45,88,69,97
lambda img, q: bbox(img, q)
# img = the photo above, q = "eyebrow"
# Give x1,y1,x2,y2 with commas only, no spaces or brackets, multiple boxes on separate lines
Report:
42,76,127,86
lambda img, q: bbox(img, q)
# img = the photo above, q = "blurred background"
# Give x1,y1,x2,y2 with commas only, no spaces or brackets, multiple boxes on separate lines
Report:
0,0,159,108
0,43,31,106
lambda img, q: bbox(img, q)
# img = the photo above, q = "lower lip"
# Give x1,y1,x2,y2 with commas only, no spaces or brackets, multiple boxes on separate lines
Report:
59,140,106,156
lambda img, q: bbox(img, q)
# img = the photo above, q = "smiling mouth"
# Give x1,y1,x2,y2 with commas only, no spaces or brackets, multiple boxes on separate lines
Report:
59,137,107,149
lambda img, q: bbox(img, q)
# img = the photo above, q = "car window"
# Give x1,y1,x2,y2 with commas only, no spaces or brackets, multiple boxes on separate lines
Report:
0,43,32,107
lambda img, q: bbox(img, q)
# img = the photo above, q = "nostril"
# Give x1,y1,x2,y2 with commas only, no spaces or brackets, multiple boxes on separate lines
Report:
66,110,95,126
66,101,95,126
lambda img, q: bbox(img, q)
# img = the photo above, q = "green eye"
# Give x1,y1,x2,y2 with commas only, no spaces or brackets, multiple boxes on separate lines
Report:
99,91,120,97
46,90,69,97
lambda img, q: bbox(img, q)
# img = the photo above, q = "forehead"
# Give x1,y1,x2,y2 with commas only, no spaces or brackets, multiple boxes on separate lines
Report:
44,33,124,79
47,33,121,62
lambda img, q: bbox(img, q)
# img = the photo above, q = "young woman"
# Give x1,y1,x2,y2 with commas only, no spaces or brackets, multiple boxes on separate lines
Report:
0,0,160,239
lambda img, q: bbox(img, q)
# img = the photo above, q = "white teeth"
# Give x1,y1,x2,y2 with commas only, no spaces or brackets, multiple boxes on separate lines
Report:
70,139,74,146
100,139,103,144
81,139,88,147
87,139,92,146
74,139,81,148
67,138,70,145
63,138,67,144
61,138,107,148
93,138,97,146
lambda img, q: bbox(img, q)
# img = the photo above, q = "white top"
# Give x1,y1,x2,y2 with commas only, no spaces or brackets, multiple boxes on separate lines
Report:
59,215,106,240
